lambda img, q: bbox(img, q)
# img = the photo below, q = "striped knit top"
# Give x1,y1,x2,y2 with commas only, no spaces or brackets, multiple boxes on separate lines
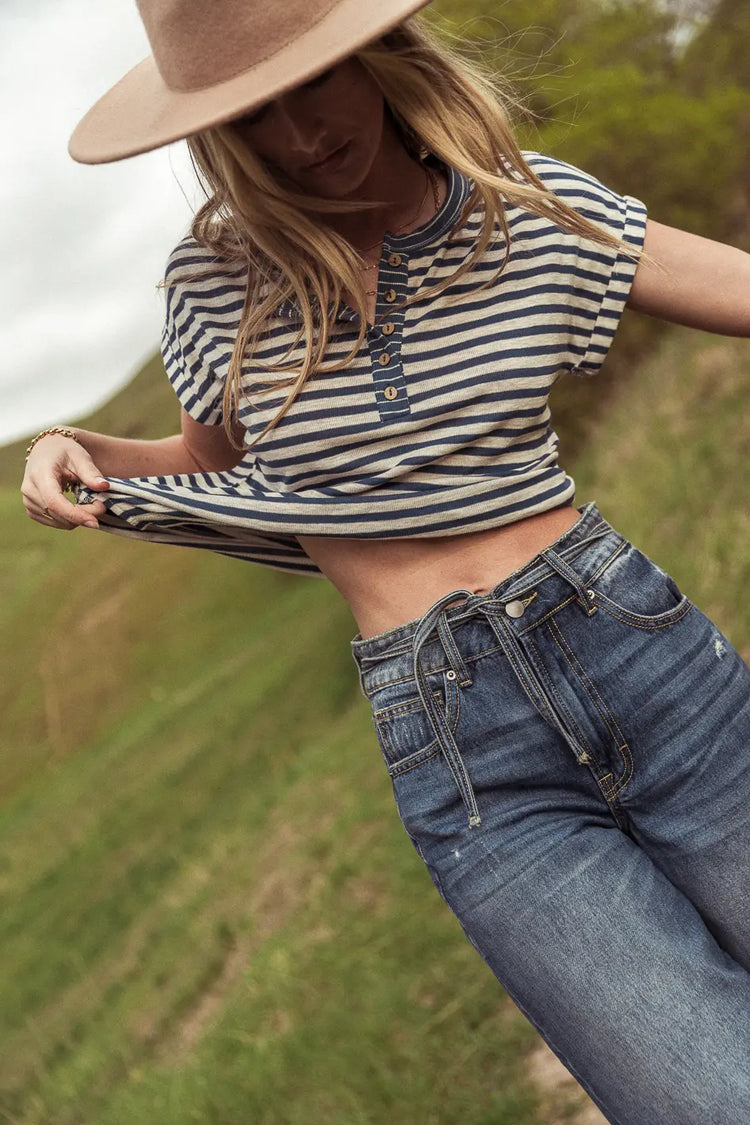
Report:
78,152,647,575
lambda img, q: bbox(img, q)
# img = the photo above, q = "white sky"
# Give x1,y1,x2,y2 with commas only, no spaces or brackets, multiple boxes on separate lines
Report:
0,0,201,444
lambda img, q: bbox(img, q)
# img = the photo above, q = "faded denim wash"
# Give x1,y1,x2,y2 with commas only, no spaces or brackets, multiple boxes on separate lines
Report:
351,502,750,1125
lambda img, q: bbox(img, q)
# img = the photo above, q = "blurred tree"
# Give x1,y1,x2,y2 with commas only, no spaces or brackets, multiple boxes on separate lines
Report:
680,0,750,91
431,0,749,243
677,0,750,242
430,0,749,454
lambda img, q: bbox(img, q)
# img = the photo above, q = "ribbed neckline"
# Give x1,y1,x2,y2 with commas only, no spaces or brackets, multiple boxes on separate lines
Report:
274,161,473,320
383,161,472,251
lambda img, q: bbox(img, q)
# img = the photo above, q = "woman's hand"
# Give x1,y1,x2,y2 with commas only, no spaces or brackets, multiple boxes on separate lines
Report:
21,412,246,532
21,434,110,530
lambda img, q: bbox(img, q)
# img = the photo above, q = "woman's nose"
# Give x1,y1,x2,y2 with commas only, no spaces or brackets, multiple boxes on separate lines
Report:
274,98,326,158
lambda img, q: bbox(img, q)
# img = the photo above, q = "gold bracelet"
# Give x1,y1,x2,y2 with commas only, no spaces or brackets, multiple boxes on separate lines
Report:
25,426,81,462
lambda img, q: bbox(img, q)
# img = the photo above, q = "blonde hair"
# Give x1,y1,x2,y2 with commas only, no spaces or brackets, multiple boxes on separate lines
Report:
183,15,643,449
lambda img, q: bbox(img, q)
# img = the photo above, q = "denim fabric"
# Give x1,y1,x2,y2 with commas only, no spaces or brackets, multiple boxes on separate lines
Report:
351,502,750,1125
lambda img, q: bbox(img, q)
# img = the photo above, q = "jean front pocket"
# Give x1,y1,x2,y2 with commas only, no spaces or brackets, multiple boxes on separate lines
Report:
589,542,692,630
371,668,460,776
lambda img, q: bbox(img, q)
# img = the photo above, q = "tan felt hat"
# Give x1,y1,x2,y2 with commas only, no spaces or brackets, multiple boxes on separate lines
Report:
69,0,434,165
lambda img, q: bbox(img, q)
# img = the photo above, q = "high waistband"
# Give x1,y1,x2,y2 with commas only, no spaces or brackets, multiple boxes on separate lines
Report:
351,502,620,669
351,502,627,828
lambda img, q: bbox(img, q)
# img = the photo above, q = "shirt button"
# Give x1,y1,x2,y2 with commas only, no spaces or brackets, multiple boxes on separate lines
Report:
505,600,526,619
388,253,403,267
378,352,391,366
383,386,398,401
382,321,395,336
384,288,397,303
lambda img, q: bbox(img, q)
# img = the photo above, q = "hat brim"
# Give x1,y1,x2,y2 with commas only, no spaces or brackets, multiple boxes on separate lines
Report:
69,0,433,164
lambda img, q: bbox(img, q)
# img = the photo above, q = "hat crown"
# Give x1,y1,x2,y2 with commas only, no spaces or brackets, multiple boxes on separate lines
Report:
136,0,341,92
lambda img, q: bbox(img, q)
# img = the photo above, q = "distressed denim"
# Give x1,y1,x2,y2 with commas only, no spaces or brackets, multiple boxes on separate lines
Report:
351,502,750,1125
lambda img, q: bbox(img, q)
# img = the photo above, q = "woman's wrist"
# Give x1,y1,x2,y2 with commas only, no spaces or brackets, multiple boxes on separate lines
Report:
25,426,81,461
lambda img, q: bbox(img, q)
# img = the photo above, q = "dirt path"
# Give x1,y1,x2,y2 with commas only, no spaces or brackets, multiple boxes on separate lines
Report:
528,1040,609,1124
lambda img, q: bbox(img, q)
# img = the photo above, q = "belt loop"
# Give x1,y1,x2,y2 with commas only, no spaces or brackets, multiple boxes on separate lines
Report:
436,613,473,688
353,654,370,700
540,547,597,616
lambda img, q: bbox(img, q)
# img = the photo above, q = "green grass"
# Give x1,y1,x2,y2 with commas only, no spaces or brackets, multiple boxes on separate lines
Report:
570,329,750,658
1,323,749,1124
0,543,549,1124
0,495,556,1124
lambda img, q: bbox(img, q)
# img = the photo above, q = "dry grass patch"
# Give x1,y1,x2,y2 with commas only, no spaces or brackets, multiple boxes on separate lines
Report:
527,1040,608,1125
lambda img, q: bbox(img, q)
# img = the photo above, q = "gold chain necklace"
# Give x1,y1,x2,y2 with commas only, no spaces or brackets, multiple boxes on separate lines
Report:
362,166,441,297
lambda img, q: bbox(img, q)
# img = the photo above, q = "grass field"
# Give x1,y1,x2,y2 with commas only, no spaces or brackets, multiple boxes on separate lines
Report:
2,325,748,1124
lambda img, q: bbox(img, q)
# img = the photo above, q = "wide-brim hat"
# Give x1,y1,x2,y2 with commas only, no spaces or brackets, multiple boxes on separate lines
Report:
69,0,434,165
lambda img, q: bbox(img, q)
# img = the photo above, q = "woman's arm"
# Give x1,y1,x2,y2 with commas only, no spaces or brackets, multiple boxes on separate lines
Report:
69,411,245,476
22,410,245,530
627,219,750,336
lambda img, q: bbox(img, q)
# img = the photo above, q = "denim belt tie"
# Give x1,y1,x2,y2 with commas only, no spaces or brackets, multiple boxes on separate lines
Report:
410,524,613,828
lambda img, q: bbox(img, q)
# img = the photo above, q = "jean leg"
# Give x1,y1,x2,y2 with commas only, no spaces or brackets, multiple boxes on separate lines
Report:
432,797,750,1125
355,532,750,1125
611,603,750,969
393,636,750,1125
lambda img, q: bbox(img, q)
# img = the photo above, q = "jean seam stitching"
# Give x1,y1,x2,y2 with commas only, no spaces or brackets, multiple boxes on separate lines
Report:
587,539,628,583
381,677,460,775
547,617,633,797
374,683,459,724
489,617,554,724
364,641,503,694
390,746,441,776
595,597,693,630
526,634,595,760
519,595,577,635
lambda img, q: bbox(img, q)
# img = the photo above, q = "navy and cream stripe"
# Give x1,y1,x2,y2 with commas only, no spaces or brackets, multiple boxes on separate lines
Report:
78,152,647,575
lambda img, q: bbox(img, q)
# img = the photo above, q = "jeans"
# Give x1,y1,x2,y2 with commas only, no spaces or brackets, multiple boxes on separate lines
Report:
350,502,750,1125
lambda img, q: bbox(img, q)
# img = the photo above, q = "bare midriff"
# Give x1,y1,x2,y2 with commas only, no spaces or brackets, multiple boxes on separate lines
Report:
297,502,581,638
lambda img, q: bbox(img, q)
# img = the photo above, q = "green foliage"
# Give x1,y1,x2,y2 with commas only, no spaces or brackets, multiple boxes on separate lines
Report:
572,329,750,654
680,0,750,93
429,0,750,454
429,0,750,245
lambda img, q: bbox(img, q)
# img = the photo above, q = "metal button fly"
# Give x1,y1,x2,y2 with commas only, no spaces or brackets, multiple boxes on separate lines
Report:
504,599,526,619
383,385,398,401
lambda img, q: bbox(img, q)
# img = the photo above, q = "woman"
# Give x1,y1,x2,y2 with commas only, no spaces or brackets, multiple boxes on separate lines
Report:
22,1,750,1121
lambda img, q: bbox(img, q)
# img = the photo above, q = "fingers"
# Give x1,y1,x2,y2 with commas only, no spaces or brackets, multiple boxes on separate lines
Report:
74,457,110,492
24,494,107,530
22,434,111,531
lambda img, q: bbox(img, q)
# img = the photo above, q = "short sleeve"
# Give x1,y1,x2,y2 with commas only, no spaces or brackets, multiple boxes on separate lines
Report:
160,236,246,424
521,152,648,378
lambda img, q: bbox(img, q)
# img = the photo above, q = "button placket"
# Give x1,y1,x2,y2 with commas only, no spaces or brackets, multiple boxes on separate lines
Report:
368,242,410,421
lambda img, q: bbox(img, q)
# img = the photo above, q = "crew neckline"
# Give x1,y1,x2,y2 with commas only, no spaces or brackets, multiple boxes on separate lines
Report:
273,162,473,321
383,161,472,251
